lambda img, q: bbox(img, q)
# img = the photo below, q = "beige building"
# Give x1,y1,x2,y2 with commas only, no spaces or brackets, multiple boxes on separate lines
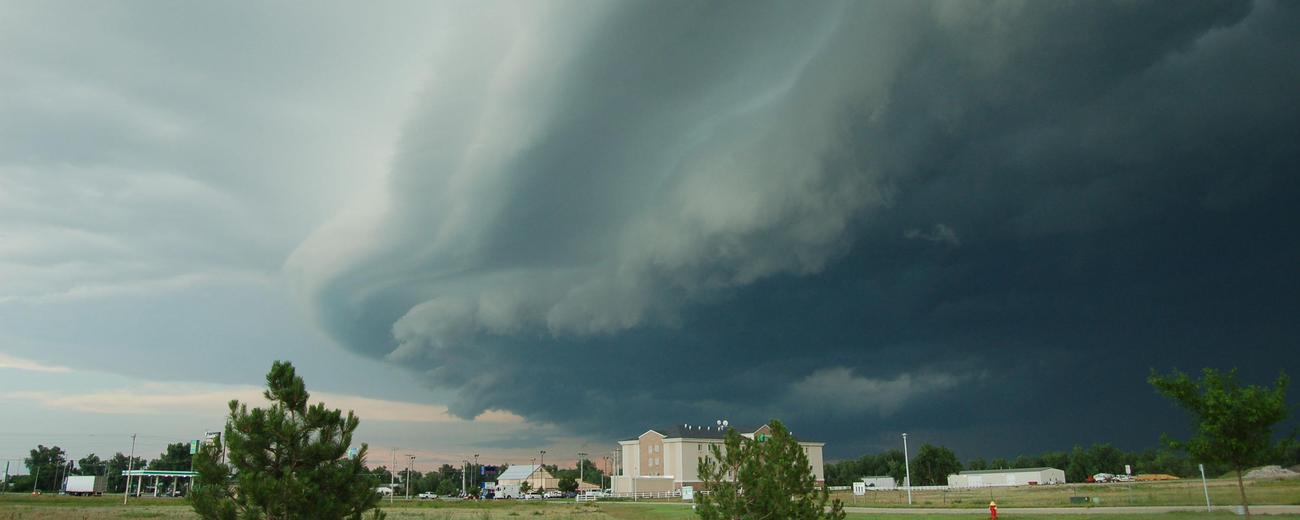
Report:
611,423,825,493
496,465,559,491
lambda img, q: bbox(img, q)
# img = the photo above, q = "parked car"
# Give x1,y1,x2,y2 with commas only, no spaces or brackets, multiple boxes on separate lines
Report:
543,490,563,499
523,493,542,500
417,492,438,500
1092,473,1115,483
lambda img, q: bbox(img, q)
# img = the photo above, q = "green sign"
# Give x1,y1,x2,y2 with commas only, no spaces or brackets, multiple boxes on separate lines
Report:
756,433,769,442
190,440,200,455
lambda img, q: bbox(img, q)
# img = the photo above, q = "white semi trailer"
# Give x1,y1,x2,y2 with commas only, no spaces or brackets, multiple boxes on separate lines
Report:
66,475,108,496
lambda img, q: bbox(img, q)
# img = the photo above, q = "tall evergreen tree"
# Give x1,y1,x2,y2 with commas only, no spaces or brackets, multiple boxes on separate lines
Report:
696,420,844,520
189,361,384,520
1150,368,1292,518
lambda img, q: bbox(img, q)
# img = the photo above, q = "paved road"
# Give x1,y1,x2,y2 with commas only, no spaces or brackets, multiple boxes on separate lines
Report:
841,505,1300,515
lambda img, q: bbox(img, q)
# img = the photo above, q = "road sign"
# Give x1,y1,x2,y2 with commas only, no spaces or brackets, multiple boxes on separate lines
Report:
190,440,200,455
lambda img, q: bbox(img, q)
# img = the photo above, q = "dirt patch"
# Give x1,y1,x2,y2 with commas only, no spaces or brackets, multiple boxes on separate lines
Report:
1244,465,1300,479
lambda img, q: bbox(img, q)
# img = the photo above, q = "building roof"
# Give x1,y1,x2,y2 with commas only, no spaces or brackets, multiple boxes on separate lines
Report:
498,464,544,480
959,467,1061,475
622,424,761,441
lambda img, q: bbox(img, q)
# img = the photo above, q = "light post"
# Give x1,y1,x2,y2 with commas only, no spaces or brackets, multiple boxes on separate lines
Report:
531,457,536,492
473,454,479,492
390,448,397,505
539,450,546,491
902,433,912,506
578,452,587,487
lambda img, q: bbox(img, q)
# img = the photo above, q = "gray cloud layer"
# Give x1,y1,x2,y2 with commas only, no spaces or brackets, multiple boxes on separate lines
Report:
284,0,1300,454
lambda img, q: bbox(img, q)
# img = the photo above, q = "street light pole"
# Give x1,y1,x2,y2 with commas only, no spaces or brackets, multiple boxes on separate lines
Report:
902,433,912,506
390,448,396,505
473,454,479,492
539,450,546,491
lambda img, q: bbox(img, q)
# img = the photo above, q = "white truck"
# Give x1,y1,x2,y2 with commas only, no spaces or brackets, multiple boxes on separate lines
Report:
66,475,108,496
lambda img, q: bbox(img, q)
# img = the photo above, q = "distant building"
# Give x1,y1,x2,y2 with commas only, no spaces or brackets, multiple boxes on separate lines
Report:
496,465,558,491
947,467,1066,487
860,476,896,489
612,423,825,494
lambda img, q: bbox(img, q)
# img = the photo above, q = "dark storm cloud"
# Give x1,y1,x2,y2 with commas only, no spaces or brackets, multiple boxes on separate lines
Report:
292,0,1300,456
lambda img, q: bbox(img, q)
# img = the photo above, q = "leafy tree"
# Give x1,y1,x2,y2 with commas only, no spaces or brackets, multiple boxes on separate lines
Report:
965,458,988,471
24,445,66,491
696,420,845,520
77,454,104,476
151,442,194,471
911,444,961,486
437,479,458,496
558,477,578,493
189,360,384,520
1150,368,1292,518
107,453,148,493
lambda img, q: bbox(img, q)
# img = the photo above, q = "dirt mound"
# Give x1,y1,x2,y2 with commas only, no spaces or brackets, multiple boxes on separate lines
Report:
1243,465,1299,479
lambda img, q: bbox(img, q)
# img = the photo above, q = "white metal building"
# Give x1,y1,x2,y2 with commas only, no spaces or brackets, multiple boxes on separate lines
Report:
947,467,1066,487
860,476,896,489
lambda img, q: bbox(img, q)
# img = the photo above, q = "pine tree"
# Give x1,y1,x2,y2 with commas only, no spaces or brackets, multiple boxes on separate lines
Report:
696,420,845,520
189,361,385,520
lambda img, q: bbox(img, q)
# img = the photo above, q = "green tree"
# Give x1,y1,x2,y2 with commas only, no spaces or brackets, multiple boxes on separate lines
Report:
518,481,532,495
1150,368,1292,518
437,479,458,496
558,477,578,493
696,420,844,520
107,452,147,493
189,360,384,520
24,445,66,491
150,443,193,471
911,444,961,486
77,454,104,476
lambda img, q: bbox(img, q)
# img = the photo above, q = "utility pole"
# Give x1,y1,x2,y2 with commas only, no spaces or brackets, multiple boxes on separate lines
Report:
539,450,546,492
461,460,467,496
579,452,587,486
389,448,396,505
3,460,9,494
123,433,136,505
473,454,479,492
405,454,413,501
902,433,912,506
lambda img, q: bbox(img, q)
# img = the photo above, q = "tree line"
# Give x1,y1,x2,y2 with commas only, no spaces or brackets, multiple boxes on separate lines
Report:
826,369,1297,492
6,441,196,493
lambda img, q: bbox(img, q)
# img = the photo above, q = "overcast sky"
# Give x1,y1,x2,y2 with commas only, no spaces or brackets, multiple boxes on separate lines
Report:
2,0,1298,473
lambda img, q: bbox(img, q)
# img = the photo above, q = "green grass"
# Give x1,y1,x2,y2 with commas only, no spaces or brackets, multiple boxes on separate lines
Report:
5,490,1300,519
830,477,1300,508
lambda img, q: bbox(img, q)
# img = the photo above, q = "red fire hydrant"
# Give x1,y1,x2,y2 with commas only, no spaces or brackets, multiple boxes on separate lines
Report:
989,501,998,519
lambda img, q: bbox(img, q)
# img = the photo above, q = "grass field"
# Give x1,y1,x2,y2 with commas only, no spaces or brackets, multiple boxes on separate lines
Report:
3,480,1300,520
830,478,1300,508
